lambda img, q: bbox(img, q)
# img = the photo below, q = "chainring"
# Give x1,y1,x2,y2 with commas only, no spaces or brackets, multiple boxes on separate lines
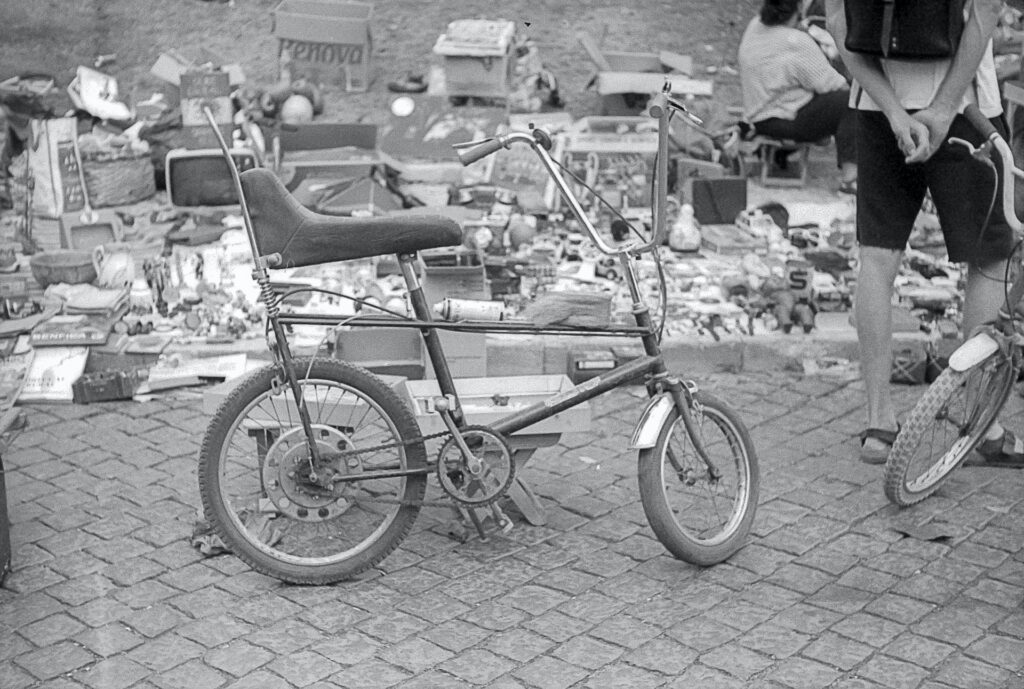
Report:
436,425,515,506
261,424,357,522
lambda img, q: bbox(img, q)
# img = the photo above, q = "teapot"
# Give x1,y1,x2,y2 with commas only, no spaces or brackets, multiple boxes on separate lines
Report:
92,242,136,289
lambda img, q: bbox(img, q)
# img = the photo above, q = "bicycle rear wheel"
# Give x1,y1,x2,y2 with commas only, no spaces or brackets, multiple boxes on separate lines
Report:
198,358,427,584
638,392,758,565
884,350,1015,507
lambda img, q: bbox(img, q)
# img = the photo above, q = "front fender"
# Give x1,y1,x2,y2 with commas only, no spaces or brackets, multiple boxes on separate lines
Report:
948,332,1000,371
630,394,675,449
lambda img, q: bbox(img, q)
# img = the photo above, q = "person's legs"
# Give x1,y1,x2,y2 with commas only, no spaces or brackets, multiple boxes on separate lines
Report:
854,111,928,460
962,259,1009,335
928,114,1014,333
927,113,1016,446
855,247,903,440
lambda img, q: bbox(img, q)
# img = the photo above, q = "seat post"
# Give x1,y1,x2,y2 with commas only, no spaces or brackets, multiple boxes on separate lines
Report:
399,253,462,419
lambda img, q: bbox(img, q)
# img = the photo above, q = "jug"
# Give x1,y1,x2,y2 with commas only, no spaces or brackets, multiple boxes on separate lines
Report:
92,243,135,289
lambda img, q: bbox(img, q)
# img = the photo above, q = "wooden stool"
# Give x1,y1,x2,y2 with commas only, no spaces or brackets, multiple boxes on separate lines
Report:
753,137,812,187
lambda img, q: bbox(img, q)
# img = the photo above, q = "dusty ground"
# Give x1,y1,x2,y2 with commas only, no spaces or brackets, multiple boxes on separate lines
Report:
0,0,758,126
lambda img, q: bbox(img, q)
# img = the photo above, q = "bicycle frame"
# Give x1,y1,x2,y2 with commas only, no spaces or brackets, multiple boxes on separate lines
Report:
201,87,713,483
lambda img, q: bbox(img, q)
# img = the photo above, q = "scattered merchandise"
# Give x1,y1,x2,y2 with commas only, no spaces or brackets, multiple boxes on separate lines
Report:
0,13,978,407
19,345,89,402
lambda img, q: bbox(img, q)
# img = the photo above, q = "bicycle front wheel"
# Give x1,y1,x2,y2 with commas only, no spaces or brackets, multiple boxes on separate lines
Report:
885,351,1015,507
638,392,758,566
198,358,427,584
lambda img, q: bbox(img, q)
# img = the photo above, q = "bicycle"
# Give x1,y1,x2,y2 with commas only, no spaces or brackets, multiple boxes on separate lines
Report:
196,85,759,584
885,104,1024,506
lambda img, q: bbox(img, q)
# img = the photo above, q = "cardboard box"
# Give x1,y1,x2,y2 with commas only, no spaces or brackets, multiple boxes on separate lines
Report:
577,32,711,114
151,51,246,87
179,71,231,128
433,20,515,98
272,0,373,92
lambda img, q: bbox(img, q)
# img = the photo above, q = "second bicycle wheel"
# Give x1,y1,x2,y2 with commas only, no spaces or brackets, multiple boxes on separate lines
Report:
638,392,758,566
198,358,427,584
885,350,1015,506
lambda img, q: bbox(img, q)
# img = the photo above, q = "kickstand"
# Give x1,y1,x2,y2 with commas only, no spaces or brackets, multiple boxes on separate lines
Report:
462,506,489,541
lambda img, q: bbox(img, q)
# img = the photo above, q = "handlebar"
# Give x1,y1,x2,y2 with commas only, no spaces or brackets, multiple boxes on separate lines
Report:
453,136,507,165
202,104,267,275
450,83,694,258
959,104,1022,235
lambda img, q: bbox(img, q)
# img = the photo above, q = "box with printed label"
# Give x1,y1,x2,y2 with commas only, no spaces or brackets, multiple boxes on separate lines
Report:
433,19,515,98
272,0,373,92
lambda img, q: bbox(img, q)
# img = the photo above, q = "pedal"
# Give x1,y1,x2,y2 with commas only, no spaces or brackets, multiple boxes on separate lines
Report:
491,503,513,534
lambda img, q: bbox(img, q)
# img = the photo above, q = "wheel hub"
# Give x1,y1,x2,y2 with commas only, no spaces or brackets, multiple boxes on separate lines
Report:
262,425,356,522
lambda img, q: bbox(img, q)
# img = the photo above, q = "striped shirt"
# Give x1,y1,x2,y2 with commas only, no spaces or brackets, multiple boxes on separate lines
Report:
738,17,848,123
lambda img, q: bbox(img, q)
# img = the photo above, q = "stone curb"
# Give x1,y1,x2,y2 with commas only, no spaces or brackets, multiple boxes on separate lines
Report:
484,317,930,380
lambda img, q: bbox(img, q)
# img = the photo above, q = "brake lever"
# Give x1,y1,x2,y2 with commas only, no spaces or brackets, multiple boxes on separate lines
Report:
948,136,992,159
665,96,704,128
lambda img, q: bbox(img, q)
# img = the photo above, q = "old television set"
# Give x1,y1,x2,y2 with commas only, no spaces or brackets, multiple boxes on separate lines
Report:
165,147,259,211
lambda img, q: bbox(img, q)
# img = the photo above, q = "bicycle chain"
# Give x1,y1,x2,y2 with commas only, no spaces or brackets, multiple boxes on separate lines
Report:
332,428,454,459
311,428,457,508
299,428,518,509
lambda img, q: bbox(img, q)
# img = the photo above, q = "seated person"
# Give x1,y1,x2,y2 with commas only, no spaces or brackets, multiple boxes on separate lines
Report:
738,0,857,192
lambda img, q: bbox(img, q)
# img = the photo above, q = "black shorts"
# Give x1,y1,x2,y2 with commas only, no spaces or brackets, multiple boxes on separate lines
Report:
856,109,1014,264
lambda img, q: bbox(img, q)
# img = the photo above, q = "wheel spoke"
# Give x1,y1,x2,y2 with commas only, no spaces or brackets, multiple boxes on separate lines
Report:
199,361,427,583
888,355,1014,505
650,399,753,550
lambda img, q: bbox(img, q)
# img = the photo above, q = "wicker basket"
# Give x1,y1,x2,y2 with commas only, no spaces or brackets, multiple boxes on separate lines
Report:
82,155,156,207
30,250,97,287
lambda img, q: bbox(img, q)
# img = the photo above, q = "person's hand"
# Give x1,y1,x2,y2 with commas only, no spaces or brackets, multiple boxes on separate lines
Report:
888,110,932,163
911,106,957,161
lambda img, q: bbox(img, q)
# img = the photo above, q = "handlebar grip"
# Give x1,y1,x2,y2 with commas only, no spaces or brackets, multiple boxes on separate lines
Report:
648,93,668,118
456,137,505,166
964,104,998,140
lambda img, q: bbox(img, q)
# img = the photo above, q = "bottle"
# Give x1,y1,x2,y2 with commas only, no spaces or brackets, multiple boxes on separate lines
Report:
434,298,508,321
669,203,701,252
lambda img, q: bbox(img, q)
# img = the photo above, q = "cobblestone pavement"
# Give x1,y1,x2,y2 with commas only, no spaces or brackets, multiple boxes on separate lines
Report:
1,369,1023,689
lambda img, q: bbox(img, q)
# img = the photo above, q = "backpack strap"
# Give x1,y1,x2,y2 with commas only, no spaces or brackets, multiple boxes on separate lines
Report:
880,0,895,59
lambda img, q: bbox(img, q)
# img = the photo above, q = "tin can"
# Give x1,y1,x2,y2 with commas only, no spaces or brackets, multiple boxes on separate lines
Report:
434,298,507,321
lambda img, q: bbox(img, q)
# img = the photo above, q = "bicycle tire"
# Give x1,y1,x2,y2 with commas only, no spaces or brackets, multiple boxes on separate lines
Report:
198,358,427,584
637,392,759,565
885,350,1015,507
